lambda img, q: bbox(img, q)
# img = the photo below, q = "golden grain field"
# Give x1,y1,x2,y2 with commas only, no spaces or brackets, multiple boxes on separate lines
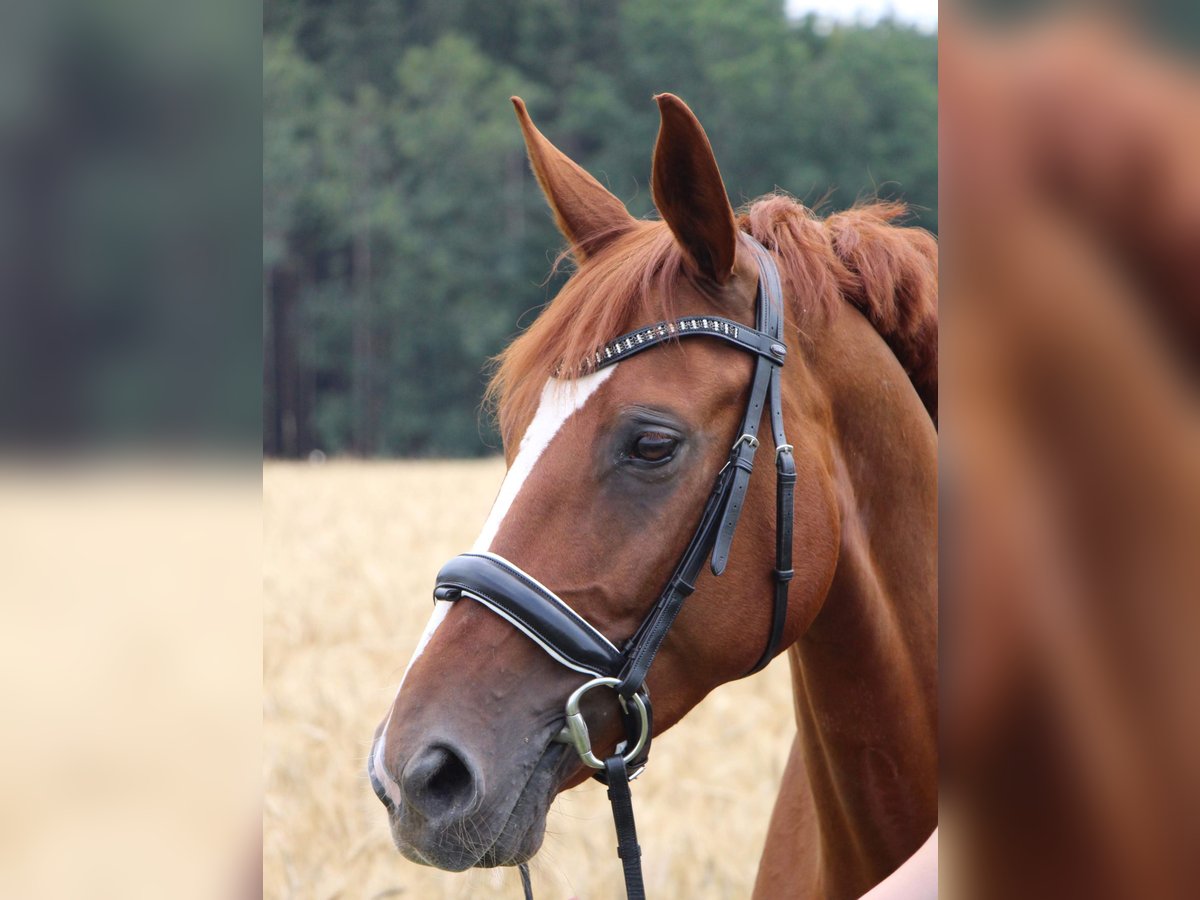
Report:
264,459,794,899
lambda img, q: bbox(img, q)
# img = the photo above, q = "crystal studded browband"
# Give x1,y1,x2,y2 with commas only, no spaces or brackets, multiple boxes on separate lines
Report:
587,314,786,372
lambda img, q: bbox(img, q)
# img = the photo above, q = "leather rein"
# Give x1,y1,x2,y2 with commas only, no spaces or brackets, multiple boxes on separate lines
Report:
431,237,795,899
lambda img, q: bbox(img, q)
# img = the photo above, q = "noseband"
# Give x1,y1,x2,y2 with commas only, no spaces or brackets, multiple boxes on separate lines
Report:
430,238,794,898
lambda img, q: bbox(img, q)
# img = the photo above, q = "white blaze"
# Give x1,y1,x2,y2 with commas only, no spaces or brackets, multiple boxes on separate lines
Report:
372,368,617,803
471,368,617,552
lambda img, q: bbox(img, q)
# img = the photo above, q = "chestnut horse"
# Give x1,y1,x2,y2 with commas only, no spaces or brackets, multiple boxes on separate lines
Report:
370,94,937,898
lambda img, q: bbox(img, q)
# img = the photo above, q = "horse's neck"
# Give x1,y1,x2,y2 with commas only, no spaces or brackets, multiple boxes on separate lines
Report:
793,304,938,897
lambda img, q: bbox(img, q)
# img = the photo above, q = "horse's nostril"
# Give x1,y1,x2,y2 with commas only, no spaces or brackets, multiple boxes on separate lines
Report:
400,744,478,820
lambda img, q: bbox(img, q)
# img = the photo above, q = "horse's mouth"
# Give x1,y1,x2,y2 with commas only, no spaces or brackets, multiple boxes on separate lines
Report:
388,737,574,871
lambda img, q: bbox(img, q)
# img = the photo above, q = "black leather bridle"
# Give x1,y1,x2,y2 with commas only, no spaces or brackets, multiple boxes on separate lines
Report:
427,237,795,899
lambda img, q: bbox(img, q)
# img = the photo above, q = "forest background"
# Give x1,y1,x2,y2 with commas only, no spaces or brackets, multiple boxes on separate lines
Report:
264,0,937,457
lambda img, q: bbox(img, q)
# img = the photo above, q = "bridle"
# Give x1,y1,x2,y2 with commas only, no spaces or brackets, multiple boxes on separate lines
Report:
422,237,794,898
422,237,794,897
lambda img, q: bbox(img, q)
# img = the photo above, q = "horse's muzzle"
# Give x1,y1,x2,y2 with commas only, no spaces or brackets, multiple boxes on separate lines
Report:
371,730,570,871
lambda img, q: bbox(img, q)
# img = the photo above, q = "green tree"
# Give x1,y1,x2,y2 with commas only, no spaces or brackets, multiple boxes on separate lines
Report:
263,2,938,458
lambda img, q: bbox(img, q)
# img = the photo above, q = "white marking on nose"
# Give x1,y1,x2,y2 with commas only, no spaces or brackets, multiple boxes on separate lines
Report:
373,599,451,809
373,367,617,803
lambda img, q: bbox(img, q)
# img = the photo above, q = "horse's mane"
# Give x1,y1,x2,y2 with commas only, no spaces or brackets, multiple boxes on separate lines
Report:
487,196,938,445
745,197,939,422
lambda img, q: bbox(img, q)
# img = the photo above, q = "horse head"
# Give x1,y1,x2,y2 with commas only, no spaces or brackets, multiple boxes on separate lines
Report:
369,94,937,897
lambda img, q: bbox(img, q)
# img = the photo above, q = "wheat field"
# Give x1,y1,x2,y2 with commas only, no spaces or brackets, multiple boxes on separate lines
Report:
264,459,795,899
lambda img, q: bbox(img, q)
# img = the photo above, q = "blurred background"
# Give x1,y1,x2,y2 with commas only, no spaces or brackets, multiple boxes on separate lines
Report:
1,0,261,898
941,5,1200,898
262,0,937,459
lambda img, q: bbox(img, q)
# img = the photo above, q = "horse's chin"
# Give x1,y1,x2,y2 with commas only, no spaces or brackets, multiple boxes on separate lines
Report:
389,740,571,871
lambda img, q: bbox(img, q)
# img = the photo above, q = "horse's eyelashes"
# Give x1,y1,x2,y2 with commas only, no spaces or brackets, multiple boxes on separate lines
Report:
632,432,679,463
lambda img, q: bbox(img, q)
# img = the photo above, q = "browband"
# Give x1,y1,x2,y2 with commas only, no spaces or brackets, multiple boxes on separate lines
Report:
587,314,786,371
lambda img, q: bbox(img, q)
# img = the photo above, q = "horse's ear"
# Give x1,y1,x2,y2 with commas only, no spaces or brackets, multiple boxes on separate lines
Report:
651,94,738,285
511,97,633,260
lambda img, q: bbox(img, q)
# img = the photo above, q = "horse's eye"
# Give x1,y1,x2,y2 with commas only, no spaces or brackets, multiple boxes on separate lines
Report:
632,432,678,463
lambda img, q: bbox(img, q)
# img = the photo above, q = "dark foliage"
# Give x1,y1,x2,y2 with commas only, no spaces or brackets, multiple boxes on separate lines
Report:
264,1,936,457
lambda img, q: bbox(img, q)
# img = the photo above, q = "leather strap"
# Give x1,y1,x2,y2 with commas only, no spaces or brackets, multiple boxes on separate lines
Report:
615,459,735,696
746,238,795,674
604,755,646,900
589,314,786,372
710,267,783,575
433,552,623,677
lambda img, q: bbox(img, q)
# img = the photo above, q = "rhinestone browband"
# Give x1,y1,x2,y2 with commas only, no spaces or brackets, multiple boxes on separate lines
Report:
582,314,783,375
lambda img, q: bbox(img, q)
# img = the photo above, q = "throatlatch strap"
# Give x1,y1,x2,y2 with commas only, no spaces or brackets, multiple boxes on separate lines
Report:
747,238,795,674
604,755,646,900
748,441,794,674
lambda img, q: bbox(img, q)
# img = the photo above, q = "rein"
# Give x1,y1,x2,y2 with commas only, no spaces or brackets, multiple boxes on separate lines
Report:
431,237,794,898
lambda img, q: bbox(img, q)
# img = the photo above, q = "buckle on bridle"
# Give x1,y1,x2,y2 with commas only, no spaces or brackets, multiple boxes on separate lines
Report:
559,676,650,771
775,443,793,458
732,433,760,452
